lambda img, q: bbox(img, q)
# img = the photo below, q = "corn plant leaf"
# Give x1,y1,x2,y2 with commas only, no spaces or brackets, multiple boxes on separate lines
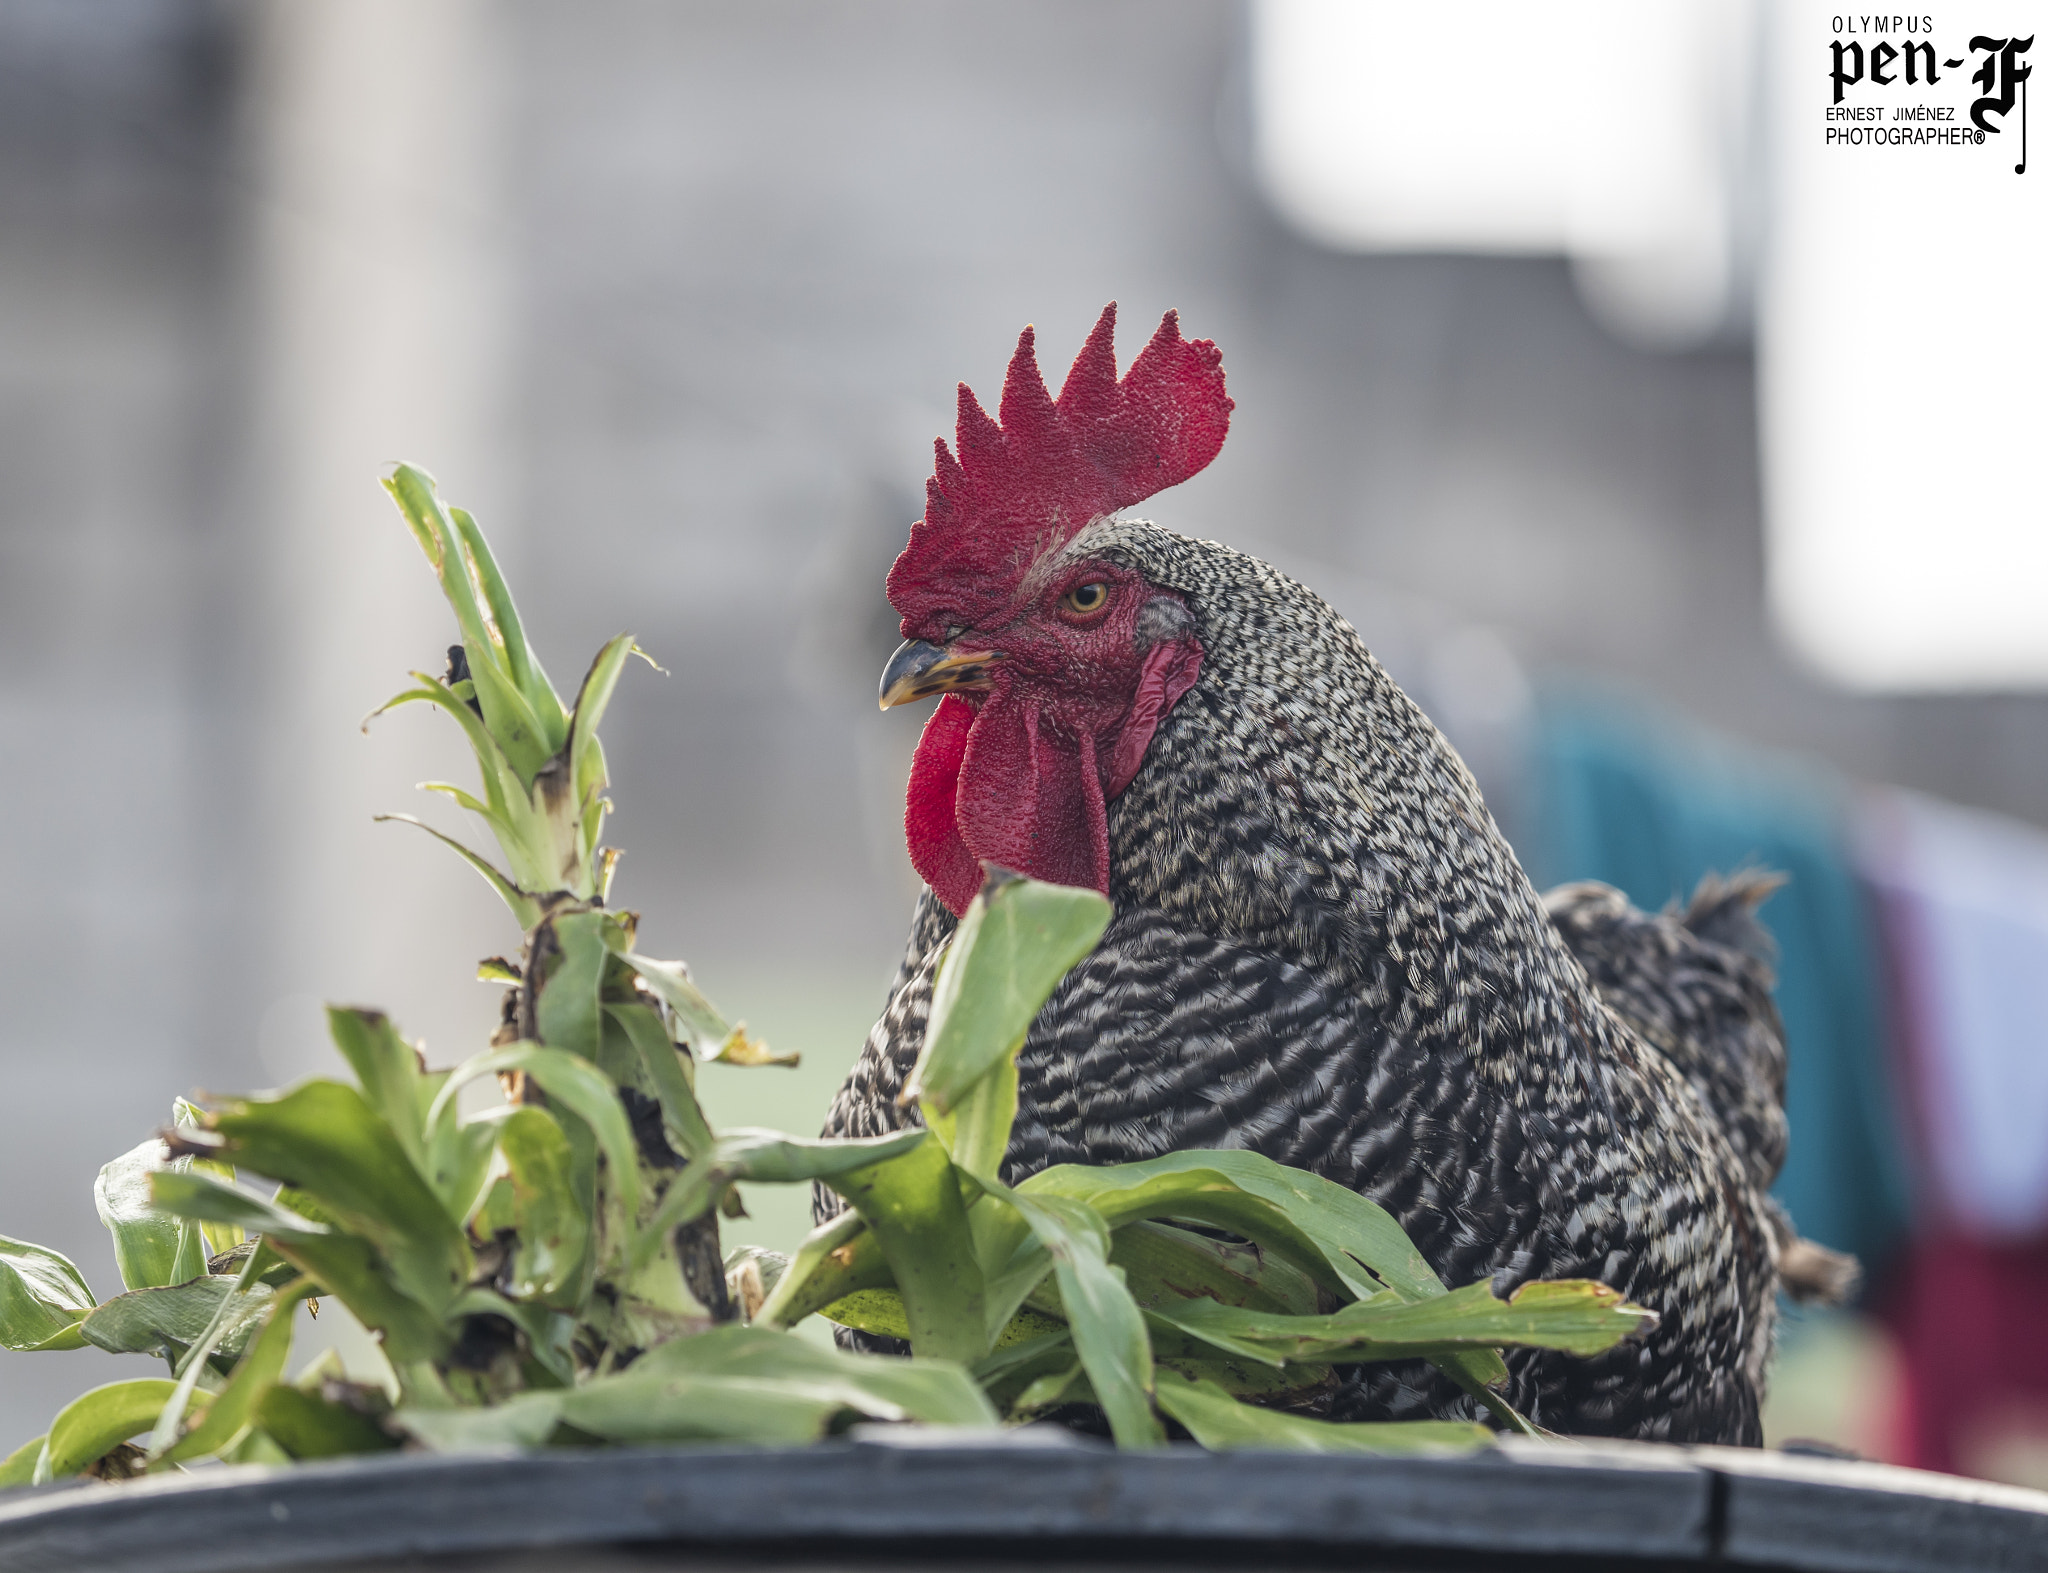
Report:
446,1288,577,1388
623,1324,996,1427
446,503,566,745
705,1028,797,1067
149,1172,448,1366
79,1277,273,1370
149,1170,328,1238
0,1235,95,1352
162,1280,314,1463
497,1106,588,1307
36,1379,203,1482
541,1328,994,1446
564,632,636,834
427,1109,507,1230
1110,1219,1325,1318
265,1232,448,1367
607,1001,712,1162
374,814,543,931
1023,1150,1423,1300
753,1209,889,1330
367,669,546,879
254,1385,400,1460
1154,1279,1657,1365
0,1434,44,1488
206,1081,468,1315
1017,1149,1511,1394
638,1127,928,1263
815,1288,911,1339
430,1043,640,1255
385,466,555,784
396,1391,565,1453
95,1136,208,1293
324,1007,433,1170
1153,1371,1491,1455
973,1180,1163,1448
813,1134,987,1365
1012,1361,1088,1415
613,952,745,1060
906,874,1111,1119
536,911,609,1063
927,1051,1017,1186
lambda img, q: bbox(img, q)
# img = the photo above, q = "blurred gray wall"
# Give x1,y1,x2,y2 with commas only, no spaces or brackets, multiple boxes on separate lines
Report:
3,0,2045,1439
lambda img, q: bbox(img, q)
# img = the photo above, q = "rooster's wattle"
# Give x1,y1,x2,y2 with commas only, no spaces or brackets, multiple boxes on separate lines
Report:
819,305,1829,1444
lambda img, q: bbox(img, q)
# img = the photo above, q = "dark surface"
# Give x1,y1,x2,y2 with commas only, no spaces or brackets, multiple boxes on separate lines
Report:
1,1431,2044,1573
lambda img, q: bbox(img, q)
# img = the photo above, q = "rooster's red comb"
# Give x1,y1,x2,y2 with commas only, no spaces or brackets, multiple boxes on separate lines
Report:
887,304,1232,629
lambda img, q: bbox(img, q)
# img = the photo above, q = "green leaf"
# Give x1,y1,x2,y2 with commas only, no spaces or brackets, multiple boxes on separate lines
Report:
1022,1150,1423,1300
207,1081,469,1315
393,1391,564,1453
1110,1219,1325,1317
149,1172,449,1367
497,1106,588,1307
907,874,1111,1119
149,1170,329,1238
1153,1371,1491,1455
0,1235,95,1352
540,1327,995,1446
225,1429,292,1466
608,1001,713,1162
162,1280,315,1463
80,1277,273,1370
1171,1278,1656,1363
0,1434,45,1488
638,1127,928,1263
564,632,637,832
254,1386,399,1460
367,668,545,877
447,503,567,745
976,1182,1163,1449
384,466,557,785
815,1288,911,1339
815,1134,987,1364
169,1100,243,1258
927,1052,1018,1187
95,1136,208,1293
429,1043,640,1259
37,1379,200,1482
263,1232,448,1368
325,1008,431,1170
536,910,609,1062
1021,1149,1513,1400
374,814,543,930
615,952,746,1060
753,1209,890,1331
426,1109,506,1229
446,1288,577,1388
623,1324,996,1427
704,1028,797,1067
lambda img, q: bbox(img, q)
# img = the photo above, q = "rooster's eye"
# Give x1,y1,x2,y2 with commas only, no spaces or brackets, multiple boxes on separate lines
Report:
1061,582,1109,616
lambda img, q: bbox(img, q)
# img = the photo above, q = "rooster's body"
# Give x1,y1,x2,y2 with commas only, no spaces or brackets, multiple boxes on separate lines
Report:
820,307,1819,1445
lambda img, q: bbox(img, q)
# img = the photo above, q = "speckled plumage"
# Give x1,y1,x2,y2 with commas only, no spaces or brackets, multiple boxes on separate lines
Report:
824,520,1792,1444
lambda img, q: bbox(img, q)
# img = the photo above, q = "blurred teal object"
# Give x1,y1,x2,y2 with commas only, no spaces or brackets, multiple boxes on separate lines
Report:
1525,693,1911,1279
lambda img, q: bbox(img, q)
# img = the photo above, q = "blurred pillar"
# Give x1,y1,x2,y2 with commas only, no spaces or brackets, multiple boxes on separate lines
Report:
239,0,516,1085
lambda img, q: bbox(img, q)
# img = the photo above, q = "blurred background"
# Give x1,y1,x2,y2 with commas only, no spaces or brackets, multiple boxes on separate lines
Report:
2,0,2044,1481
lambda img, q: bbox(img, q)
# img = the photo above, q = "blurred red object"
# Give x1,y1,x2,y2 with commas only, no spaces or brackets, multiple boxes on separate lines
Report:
1882,1233,2048,1484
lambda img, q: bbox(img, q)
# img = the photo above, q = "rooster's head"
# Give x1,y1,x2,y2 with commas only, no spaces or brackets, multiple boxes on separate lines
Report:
880,304,1232,915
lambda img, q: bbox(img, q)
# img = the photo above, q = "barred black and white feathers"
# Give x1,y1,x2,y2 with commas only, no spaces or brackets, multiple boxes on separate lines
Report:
825,521,1807,1443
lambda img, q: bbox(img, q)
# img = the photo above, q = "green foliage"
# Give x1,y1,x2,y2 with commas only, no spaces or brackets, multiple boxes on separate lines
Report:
0,468,1659,1485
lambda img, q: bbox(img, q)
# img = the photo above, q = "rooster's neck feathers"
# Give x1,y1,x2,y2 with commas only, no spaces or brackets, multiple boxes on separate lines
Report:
1090,519,1608,1072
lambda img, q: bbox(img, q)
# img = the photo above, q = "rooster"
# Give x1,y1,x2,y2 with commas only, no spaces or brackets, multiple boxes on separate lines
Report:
820,305,1841,1444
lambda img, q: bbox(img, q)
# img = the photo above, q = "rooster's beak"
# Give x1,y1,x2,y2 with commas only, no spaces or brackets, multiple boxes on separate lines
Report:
879,639,998,710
